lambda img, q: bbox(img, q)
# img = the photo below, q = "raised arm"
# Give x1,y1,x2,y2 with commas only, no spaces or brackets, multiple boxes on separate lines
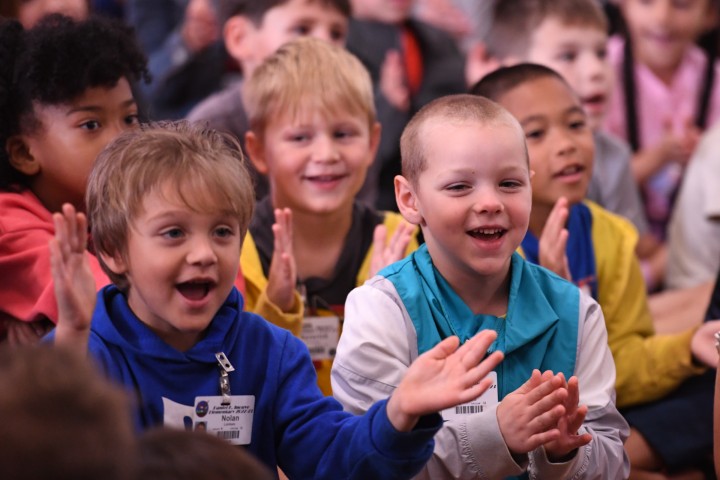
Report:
49,204,96,352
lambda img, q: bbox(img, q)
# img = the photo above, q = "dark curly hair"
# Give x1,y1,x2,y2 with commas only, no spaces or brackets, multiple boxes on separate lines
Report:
0,14,149,190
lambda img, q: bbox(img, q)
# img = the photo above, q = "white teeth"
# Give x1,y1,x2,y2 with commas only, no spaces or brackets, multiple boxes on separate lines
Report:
476,228,502,234
560,166,580,175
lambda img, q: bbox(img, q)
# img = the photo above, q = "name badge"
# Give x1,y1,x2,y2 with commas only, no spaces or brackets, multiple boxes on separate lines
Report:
161,395,255,445
301,315,340,361
441,372,498,421
193,395,255,445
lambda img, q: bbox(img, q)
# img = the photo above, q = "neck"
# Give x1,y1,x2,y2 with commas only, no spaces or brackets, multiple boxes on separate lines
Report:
453,266,511,316
528,202,553,238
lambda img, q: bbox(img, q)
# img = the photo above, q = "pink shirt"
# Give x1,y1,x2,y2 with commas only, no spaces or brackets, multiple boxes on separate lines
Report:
604,35,720,147
604,35,720,238
0,189,110,332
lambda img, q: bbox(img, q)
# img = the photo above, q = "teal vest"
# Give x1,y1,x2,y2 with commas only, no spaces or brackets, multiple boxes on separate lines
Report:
380,245,580,400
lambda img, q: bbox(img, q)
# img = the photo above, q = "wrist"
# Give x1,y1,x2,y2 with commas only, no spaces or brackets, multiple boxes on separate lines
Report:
386,392,418,432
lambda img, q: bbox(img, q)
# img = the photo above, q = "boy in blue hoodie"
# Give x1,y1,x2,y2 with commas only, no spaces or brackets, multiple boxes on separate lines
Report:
49,121,504,479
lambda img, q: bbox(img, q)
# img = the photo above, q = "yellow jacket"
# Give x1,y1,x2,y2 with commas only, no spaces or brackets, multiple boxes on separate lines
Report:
241,211,419,395
521,200,704,408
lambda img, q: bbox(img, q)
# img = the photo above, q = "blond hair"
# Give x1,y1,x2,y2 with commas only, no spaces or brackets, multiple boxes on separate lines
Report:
87,121,255,289
400,94,527,185
243,37,375,138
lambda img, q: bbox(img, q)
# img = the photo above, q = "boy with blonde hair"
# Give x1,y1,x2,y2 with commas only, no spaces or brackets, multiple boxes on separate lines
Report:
332,94,630,479
49,121,505,479
242,38,416,395
187,0,351,199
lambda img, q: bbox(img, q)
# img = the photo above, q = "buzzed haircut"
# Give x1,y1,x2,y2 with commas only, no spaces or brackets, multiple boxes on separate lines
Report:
87,121,255,290
244,36,375,138
486,0,608,60
470,63,571,104
400,94,525,185
218,0,351,24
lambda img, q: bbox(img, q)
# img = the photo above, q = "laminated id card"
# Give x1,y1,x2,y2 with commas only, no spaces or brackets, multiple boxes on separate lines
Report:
441,372,498,422
193,395,255,445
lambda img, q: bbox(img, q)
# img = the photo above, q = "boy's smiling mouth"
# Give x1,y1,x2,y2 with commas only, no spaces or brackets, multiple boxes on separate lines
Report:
467,227,507,241
303,173,348,182
176,279,216,301
553,164,585,178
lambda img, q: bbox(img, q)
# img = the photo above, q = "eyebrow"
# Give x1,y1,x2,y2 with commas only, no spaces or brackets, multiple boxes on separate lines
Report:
520,105,586,125
66,98,137,116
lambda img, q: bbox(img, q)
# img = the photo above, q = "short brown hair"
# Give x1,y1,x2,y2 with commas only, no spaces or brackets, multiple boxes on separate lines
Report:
400,94,526,185
470,63,572,105
138,428,274,480
486,0,608,60
87,121,255,289
243,37,375,139
0,346,136,480
218,0,351,24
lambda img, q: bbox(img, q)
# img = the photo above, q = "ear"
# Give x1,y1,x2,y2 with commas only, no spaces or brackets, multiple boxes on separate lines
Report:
223,15,254,65
244,130,269,174
394,175,424,226
5,136,40,176
366,122,382,167
100,251,128,276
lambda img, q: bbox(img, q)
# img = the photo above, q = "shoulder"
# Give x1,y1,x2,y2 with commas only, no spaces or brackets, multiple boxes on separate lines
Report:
0,189,53,235
594,130,632,159
186,84,246,131
408,18,462,53
584,200,637,238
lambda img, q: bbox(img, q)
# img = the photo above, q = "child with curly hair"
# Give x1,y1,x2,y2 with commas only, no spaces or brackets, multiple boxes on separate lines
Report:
0,14,148,344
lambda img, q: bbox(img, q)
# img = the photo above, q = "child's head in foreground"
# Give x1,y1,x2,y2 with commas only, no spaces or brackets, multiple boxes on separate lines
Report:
485,0,612,129
0,14,148,212
244,37,380,216
137,428,274,480
471,64,595,225
0,346,136,480
218,0,351,75
86,121,255,351
394,94,531,287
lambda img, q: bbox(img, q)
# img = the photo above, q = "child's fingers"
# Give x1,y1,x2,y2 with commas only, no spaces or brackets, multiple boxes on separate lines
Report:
529,403,566,433
372,224,387,252
566,404,588,434
524,373,564,404
425,335,461,361
53,212,70,261
457,330,498,368
527,428,562,450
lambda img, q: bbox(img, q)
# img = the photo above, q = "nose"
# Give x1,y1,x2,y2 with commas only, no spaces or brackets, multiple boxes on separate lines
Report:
311,27,333,44
552,126,579,158
186,235,218,266
584,53,606,83
473,185,504,215
650,1,672,28
311,134,340,163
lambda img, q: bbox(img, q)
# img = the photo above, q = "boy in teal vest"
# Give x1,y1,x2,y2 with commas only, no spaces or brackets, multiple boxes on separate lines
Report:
331,94,629,479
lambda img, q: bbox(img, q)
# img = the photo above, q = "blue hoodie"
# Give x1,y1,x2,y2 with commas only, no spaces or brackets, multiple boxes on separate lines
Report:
82,285,442,479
